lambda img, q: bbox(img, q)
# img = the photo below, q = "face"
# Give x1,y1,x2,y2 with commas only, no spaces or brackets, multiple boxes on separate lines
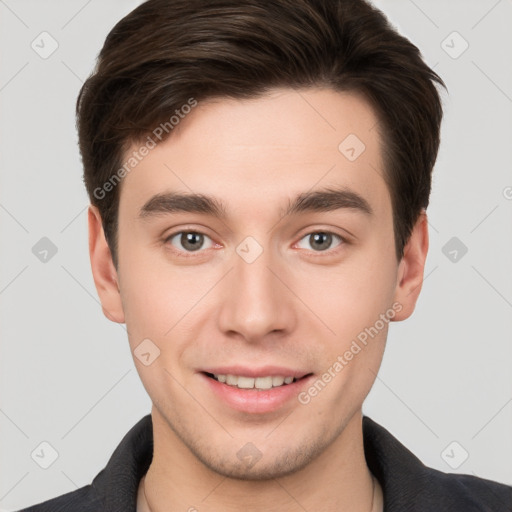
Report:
91,87,425,480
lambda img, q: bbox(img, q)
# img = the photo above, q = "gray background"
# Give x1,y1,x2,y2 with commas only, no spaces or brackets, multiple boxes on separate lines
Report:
1,0,511,509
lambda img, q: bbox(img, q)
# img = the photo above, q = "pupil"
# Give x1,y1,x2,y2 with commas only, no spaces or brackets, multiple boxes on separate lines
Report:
311,232,331,251
182,232,203,251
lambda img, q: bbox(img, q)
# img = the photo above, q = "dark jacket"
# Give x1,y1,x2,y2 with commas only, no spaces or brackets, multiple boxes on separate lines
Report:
17,414,512,511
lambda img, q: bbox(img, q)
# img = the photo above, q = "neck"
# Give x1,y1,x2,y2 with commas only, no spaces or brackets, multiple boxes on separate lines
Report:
140,408,380,512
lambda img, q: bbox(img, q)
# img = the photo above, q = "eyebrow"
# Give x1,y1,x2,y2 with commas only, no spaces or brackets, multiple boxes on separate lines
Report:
138,186,373,220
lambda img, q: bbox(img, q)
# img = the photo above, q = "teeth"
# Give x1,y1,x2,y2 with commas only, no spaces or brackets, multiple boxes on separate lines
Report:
226,374,238,386
255,376,273,390
212,374,297,390
238,376,256,389
272,376,284,386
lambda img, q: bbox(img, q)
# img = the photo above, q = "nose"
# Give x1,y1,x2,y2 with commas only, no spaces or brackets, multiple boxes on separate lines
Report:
217,241,297,343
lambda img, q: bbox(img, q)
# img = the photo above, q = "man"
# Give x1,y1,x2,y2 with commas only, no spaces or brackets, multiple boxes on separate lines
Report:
19,0,512,510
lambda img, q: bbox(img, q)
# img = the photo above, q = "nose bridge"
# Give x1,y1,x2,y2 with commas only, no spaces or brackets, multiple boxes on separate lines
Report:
217,236,295,341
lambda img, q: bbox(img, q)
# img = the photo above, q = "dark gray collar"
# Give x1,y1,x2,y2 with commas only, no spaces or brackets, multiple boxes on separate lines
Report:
90,414,512,512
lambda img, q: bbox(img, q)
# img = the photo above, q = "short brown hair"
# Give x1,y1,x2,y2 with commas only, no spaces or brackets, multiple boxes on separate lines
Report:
77,0,445,268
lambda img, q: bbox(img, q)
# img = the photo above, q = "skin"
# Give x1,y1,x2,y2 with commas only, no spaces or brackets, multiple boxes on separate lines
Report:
89,87,428,512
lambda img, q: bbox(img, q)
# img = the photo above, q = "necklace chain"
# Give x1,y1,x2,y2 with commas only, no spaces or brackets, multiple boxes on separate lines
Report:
142,474,377,512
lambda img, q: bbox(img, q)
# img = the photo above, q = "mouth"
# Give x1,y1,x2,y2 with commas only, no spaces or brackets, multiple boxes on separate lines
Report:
203,371,312,390
200,370,315,414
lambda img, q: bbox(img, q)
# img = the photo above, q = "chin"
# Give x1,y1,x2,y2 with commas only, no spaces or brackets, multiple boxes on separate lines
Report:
187,429,330,481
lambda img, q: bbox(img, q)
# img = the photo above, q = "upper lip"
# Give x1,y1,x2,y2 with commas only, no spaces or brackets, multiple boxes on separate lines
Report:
200,366,311,379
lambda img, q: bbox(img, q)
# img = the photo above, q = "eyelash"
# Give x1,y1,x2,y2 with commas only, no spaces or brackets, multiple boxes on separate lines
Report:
163,229,347,258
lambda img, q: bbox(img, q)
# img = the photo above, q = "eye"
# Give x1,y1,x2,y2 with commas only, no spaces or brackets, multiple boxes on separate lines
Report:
166,231,215,253
295,231,344,252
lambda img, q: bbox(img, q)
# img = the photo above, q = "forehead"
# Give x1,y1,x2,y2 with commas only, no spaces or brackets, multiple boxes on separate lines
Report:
118,87,389,219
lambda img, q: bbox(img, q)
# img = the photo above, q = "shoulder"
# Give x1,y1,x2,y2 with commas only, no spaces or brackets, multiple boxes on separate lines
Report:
419,464,512,511
14,415,152,512
363,416,512,511
15,484,102,512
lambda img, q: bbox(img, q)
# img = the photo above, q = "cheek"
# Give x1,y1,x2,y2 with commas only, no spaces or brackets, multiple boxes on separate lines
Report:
295,253,397,345
118,245,220,349
300,257,396,412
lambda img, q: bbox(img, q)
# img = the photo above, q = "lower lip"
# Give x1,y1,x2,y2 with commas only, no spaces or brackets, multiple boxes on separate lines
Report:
201,373,314,414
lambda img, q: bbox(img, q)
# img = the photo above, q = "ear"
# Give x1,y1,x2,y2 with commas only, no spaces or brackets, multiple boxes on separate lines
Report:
392,210,429,321
88,205,125,323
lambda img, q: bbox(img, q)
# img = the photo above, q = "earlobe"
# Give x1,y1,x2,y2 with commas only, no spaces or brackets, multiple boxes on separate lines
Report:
88,205,125,323
392,211,429,322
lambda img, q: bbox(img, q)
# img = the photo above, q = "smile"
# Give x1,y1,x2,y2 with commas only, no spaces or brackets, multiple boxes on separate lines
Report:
206,372,297,390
